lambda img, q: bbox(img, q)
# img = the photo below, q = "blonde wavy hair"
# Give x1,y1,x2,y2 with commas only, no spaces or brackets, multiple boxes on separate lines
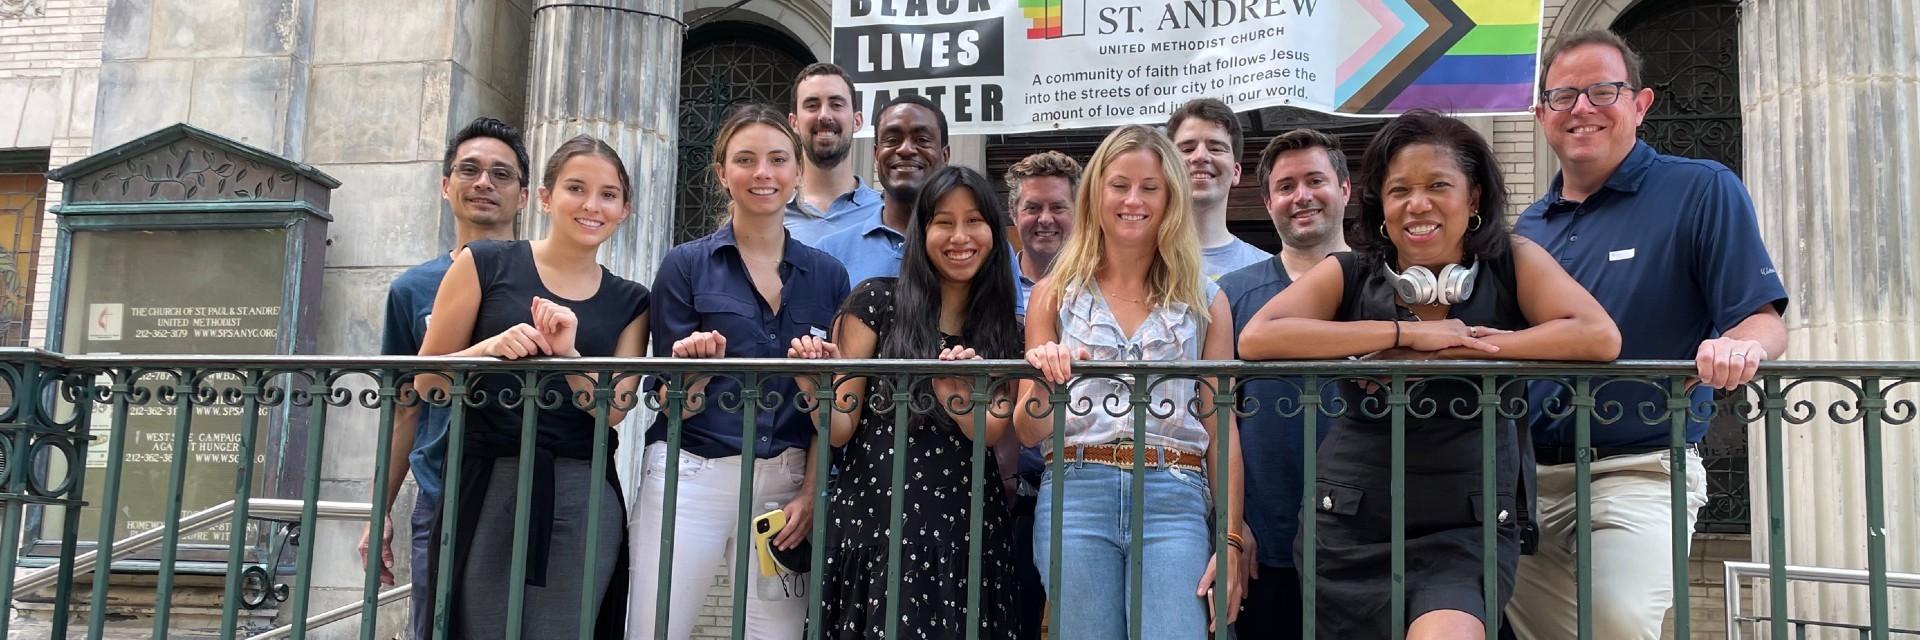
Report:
1035,124,1206,314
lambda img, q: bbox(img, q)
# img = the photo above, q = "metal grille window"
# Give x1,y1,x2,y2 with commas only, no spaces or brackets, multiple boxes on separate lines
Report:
674,24,812,245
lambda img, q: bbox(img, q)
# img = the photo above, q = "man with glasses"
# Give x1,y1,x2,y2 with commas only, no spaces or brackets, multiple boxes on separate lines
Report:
1505,30,1787,640
360,116,531,640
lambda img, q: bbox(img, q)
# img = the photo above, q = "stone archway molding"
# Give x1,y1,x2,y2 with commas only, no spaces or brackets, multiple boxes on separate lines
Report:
682,0,832,61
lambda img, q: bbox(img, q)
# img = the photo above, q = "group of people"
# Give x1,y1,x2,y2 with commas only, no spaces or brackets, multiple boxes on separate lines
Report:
358,29,1789,640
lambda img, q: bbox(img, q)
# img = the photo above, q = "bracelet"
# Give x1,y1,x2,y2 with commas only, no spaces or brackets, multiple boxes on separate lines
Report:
1224,531,1245,548
1225,539,1244,552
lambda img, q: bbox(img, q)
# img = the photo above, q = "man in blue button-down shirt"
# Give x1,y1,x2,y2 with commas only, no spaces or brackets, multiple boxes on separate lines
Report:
814,94,950,286
1505,30,1788,640
784,63,884,245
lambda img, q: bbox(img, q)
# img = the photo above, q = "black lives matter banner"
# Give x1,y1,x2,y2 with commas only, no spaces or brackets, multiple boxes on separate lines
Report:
831,0,1544,135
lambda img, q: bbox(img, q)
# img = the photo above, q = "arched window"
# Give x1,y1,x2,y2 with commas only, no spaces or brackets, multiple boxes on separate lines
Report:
675,22,814,243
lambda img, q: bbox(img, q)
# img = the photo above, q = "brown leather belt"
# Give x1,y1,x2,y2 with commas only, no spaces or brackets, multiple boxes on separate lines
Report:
1045,442,1204,472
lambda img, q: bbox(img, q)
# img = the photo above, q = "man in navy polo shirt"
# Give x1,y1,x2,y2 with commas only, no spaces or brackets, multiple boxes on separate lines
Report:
1219,128,1349,638
359,117,530,640
1506,30,1788,640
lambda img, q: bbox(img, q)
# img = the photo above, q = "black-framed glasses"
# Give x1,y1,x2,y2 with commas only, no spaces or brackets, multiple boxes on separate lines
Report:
452,162,521,185
1540,81,1632,111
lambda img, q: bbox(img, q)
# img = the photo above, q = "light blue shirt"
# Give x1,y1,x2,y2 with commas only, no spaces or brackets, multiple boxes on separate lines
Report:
783,176,884,246
1010,252,1039,318
814,214,907,287
1203,238,1272,281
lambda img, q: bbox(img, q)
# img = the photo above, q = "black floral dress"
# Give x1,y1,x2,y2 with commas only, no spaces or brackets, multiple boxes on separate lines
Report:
818,278,1019,639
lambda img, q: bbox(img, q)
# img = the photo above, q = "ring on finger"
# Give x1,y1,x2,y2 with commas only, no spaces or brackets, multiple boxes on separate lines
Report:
1469,326,1479,337
1732,351,1747,360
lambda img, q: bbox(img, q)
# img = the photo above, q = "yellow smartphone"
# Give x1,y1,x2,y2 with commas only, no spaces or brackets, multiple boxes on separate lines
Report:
751,508,787,577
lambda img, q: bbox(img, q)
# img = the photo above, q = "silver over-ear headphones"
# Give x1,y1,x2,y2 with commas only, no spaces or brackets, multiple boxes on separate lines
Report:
1382,258,1480,306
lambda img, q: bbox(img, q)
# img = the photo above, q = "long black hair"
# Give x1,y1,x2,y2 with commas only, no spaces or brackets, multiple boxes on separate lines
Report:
1351,109,1510,266
878,165,1022,361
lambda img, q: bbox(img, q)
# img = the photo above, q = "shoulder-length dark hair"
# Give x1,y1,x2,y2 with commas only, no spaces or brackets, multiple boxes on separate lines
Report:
880,165,1023,361
1351,109,1510,265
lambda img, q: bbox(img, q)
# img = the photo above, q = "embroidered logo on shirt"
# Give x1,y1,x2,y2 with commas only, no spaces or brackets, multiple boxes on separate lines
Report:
809,326,828,339
1608,248,1636,262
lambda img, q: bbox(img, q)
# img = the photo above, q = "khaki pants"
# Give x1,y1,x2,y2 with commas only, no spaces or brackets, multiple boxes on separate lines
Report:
1506,450,1708,640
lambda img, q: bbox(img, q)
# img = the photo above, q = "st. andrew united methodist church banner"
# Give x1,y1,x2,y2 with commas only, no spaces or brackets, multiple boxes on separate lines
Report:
830,0,1543,134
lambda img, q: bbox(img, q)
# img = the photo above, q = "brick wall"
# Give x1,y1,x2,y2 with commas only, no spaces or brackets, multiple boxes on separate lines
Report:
1665,533,1752,640
0,0,106,349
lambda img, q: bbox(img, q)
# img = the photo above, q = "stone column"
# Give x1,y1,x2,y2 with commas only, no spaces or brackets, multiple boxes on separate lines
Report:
1740,0,1920,630
520,0,683,290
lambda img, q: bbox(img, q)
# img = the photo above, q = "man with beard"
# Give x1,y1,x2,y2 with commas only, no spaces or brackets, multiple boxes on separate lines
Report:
1218,128,1350,639
1167,98,1272,279
784,63,884,245
814,94,950,286
359,116,530,640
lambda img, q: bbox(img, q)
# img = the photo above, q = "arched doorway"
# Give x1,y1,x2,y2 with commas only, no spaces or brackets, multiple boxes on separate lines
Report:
675,22,814,244
1613,0,1748,534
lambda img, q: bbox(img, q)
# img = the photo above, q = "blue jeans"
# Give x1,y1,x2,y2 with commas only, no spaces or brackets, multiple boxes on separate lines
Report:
1033,462,1214,640
408,493,438,640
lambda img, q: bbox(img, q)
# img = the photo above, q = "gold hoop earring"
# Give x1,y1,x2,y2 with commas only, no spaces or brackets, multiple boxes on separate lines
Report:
1467,214,1483,231
1379,223,1389,238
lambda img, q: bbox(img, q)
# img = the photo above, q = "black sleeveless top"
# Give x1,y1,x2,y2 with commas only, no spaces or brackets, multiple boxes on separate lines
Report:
1333,250,1528,424
465,239,649,453
443,239,647,632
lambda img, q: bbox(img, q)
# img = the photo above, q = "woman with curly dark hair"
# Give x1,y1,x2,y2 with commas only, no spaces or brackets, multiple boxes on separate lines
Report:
1240,110,1620,639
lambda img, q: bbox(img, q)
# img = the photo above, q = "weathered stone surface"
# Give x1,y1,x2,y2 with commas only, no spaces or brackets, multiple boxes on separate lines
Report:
309,162,446,268
148,0,244,59
101,0,152,61
315,264,406,356
188,57,296,155
311,0,453,65
241,0,299,57
61,67,99,140
93,59,193,150
10,77,58,148
0,78,29,148
304,64,427,165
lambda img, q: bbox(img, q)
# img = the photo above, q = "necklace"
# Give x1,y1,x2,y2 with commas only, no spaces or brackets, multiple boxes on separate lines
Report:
741,252,780,266
1099,278,1147,304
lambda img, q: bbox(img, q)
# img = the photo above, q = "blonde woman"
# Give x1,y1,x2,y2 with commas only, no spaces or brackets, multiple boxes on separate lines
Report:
1013,124,1245,639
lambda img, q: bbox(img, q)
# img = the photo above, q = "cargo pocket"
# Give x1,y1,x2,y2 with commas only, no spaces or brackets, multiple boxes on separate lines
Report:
1467,491,1518,527
1315,479,1364,517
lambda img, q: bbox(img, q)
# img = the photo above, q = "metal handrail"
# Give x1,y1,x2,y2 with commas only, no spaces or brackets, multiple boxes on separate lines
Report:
248,584,411,640
1723,561,1920,639
12,498,371,594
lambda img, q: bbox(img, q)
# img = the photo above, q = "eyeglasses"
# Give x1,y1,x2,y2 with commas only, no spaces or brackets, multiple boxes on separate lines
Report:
452,162,521,185
1540,82,1632,112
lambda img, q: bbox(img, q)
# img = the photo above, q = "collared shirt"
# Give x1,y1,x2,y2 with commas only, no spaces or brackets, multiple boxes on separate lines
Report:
815,213,907,287
783,176,884,246
1218,256,1333,568
382,254,454,504
1515,141,1788,448
1203,238,1272,280
1010,251,1039,319
647,222,852,459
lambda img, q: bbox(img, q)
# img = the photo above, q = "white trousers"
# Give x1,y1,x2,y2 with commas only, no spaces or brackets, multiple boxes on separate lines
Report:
627,442,808,640
1506,449,1709,640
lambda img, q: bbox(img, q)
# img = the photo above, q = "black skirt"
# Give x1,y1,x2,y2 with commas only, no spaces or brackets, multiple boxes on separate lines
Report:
1294,412,1521,639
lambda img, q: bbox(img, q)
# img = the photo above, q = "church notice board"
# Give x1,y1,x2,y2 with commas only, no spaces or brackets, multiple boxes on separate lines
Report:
32,123,333,566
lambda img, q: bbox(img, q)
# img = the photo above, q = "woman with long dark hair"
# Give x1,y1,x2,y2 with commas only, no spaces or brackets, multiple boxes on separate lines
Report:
417,135,649,639
1240,110,1620,639
791,165,1024,638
